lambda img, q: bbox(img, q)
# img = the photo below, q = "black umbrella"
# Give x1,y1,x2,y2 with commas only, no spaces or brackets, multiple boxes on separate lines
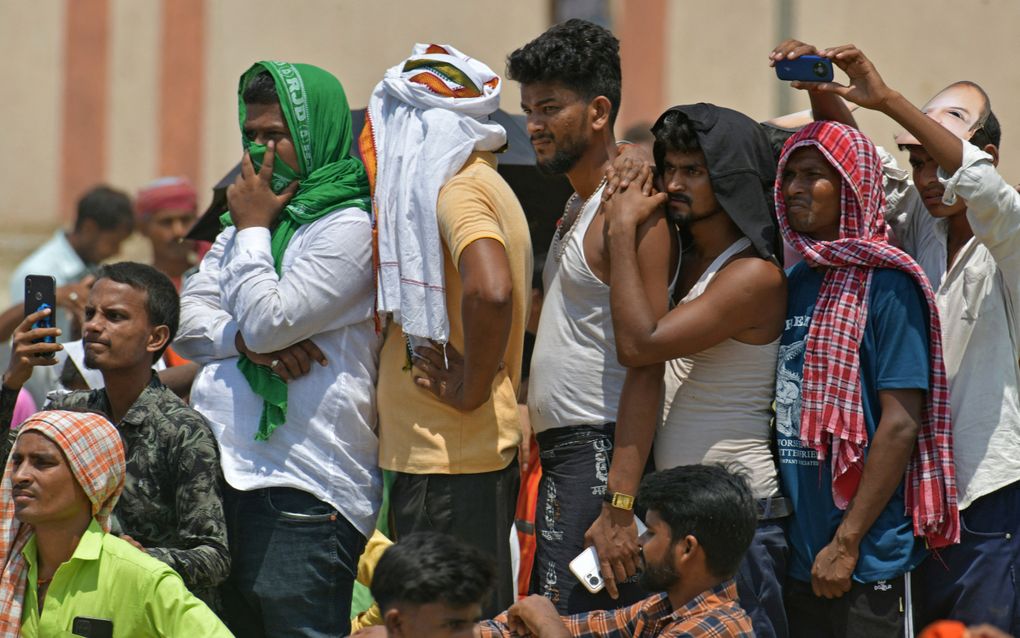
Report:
188,109,571,253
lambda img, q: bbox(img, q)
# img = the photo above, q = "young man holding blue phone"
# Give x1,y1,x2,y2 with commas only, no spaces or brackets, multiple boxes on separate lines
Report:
775,40,1020,636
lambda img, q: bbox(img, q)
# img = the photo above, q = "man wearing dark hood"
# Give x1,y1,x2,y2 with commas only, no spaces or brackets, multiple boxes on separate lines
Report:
602,103,788,637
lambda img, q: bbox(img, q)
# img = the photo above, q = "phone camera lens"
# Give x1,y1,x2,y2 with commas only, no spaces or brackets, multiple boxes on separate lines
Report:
588,576,600,586
813,62,827,77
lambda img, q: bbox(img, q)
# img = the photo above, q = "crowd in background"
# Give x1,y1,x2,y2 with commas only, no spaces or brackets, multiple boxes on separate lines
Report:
0,16,1017,638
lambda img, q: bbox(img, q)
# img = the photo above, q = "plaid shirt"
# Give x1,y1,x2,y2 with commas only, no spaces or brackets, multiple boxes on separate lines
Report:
480,580,753,637
776,121,959,548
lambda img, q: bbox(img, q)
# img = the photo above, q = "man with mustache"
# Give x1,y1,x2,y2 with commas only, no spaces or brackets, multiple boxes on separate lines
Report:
0,262,229,609
601,104,789,637
479,465,756,637
778,41,1020,635
506,19,676,613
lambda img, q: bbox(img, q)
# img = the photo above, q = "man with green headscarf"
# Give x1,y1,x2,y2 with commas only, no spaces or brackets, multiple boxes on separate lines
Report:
175,61,381,638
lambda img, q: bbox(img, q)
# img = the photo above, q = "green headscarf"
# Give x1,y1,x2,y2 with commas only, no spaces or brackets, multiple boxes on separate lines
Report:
223,61,371,441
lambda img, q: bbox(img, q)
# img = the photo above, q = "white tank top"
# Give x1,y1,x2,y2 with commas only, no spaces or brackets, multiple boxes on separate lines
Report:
528,184,625,433
655,237,780,498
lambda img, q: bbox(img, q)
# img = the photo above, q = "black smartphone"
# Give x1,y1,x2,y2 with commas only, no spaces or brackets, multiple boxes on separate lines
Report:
71,616,114,638
775,54,834,83
24,274,57,358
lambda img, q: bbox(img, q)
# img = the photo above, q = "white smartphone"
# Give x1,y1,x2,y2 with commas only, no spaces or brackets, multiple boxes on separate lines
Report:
569,546,604,594
569,517,648,594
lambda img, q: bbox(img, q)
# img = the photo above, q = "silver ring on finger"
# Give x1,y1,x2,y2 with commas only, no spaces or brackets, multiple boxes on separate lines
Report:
270,359,281,369
68,291,79,302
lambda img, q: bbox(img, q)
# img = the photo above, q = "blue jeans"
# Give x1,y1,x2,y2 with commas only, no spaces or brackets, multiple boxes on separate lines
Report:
736,520,789,638
913,480,1020,634
220,485,367,638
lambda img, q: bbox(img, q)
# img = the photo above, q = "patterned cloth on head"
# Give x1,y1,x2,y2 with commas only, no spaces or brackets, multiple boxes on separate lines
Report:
0,410,126,637
135,176,198,221
362,43,506,344
775,120,959,548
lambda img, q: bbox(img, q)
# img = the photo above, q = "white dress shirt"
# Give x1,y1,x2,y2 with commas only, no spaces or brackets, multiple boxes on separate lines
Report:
174,208,382,536
882,143,1020,509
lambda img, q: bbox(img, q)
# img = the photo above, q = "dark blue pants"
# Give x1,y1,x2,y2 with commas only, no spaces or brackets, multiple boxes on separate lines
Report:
736,520,789,638
220,485,367,638
914,480,1020,634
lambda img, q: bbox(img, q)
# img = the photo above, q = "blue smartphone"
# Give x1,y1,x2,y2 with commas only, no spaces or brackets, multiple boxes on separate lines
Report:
775,55,834,82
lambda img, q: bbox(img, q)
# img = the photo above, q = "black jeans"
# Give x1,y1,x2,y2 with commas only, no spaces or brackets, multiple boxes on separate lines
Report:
389,459,520,617
220,485,366,638
786,576,909,638
530,424,645,614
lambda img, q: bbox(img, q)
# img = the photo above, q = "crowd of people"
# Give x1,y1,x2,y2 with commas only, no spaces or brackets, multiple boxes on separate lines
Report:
0,17,1017,638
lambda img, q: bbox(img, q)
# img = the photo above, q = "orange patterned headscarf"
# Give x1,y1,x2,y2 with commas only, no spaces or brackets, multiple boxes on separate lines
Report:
0,411,125,637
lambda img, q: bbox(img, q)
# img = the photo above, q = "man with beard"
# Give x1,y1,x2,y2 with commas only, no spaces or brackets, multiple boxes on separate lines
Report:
480,465,756,637
506,18,676,614
0,262,229,608
775,40,1020,635
601,104,788,637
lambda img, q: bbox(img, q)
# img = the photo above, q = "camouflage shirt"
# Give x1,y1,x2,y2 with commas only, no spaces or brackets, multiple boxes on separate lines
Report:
0,374,229,605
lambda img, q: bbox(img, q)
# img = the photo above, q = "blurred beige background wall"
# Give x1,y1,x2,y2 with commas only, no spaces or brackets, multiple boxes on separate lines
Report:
1,0,1018,307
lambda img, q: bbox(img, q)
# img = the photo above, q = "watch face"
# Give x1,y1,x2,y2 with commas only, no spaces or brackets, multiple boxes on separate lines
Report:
611,493,634,510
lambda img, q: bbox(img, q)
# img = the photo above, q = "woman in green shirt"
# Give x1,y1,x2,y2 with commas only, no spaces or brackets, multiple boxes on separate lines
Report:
0,410,232,637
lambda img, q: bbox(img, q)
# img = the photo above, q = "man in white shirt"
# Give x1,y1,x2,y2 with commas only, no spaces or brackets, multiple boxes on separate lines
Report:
789,42,1020,635
175,61,380,637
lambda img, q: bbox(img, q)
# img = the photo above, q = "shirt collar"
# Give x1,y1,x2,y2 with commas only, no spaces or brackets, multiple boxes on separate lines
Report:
670,579,741,622
22,518,105,569
107,372,164,427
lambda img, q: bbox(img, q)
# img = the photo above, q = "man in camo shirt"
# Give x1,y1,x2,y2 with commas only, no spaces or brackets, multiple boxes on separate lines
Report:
0,261,229,609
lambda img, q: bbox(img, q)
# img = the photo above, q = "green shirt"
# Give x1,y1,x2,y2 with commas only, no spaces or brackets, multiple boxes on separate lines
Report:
20,519,233,637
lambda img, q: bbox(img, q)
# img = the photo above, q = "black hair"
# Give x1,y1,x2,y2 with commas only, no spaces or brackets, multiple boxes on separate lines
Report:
652,110,702,174
372,532,495,612
507,19,622,126
637,464,757,579
243,70,280,106
970,109,1001,149
94,262,180,362
74,186,134,233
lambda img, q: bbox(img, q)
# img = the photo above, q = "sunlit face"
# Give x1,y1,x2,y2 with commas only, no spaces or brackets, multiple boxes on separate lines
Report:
660,148,722,225
637,509,681,592
781,147,843,241
78,220,132,265
243,102,300,175
10,431,91,526
895,83,989,146
520,81,592,175
142,207,197,265
83,279,165,371
385,601,482,638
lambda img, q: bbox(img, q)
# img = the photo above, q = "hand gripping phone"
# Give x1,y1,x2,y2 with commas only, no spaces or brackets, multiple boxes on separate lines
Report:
24,275,57,357
775,54,834,83
569,518,648,594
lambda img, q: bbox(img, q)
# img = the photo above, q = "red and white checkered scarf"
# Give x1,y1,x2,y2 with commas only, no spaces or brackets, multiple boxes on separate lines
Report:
0,411,126,637
776,121,959,548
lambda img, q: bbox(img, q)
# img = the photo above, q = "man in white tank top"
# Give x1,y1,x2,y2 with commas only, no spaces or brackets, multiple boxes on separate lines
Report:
601,104,789,638
507,20,677,614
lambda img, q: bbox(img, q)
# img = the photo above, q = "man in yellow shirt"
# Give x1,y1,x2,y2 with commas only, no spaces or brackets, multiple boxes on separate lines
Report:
0,410,230,637
365,43,532,616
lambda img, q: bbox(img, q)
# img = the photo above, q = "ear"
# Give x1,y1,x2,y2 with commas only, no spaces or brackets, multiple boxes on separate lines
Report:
675,534,700,568
147,324,171,357
589,95,613,133
383,608,403,636
984,143,1000,167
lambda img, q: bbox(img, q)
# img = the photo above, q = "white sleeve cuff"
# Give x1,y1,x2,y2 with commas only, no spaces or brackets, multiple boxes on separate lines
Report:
232,226,273,257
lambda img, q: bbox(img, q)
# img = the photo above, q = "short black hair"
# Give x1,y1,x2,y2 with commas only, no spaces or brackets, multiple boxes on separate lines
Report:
637,465,757,579
507,19,622,126
970,109,1001,149
95,262,180,362
243,70,280,106
652,110,702,174
75,186,134,233
372,532,495,612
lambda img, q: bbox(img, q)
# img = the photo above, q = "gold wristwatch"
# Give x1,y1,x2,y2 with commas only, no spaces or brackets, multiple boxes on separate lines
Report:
603,491,635,511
